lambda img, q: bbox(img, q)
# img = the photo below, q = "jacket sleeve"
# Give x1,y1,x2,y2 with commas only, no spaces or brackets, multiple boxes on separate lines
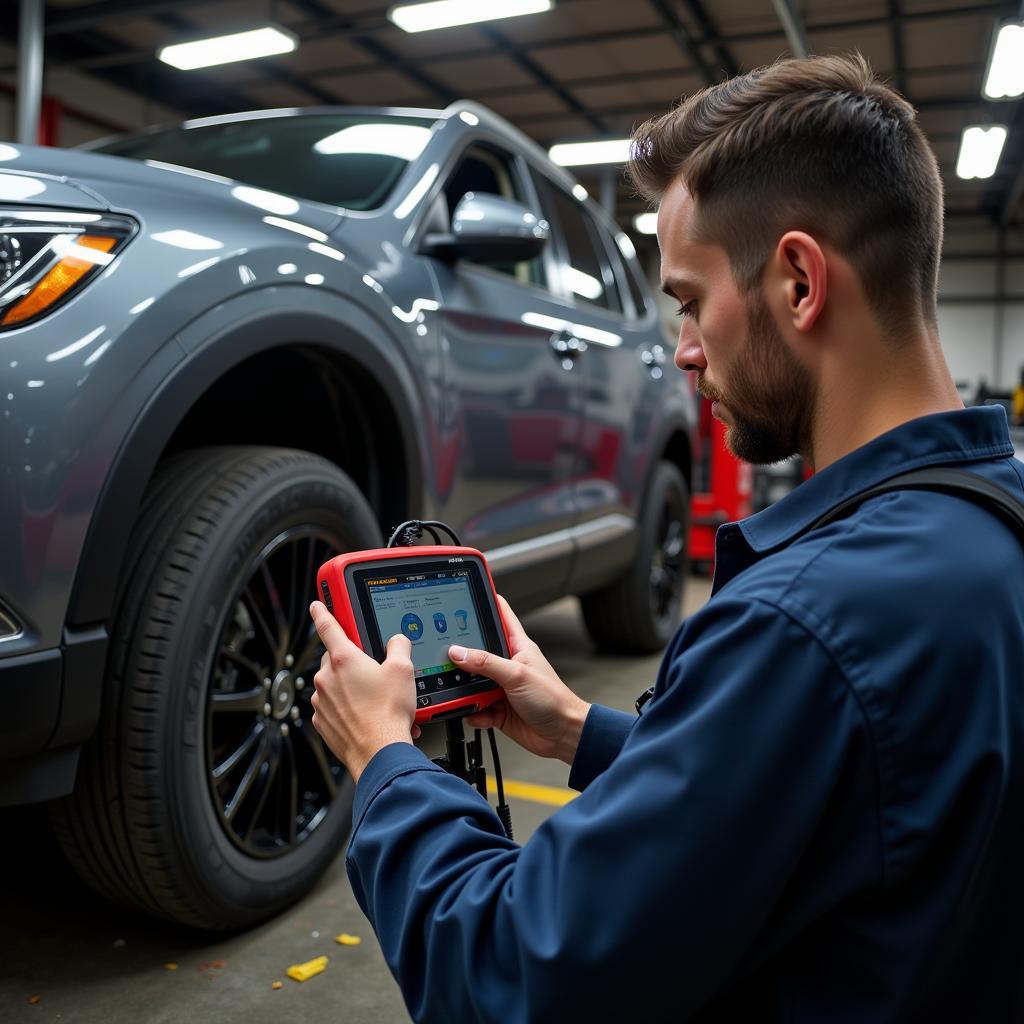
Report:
567,703,636,791
345,596,879,1024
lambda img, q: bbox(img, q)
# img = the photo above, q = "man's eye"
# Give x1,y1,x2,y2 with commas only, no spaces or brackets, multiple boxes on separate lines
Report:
676,301,697,319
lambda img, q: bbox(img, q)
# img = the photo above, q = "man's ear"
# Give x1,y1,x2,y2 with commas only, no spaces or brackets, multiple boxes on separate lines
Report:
772,231,827,333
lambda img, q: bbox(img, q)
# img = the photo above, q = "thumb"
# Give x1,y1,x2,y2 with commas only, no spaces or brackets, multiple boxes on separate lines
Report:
448,644,524,691
386,633,413,665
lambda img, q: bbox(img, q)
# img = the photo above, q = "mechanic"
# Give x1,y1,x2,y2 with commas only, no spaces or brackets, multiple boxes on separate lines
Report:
308,53,1024,1022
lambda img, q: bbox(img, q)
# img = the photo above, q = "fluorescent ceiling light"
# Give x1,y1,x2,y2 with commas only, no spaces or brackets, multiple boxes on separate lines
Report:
633,212,657,235
984,22,1024,99
313,124,432,160
955,125,1007,180
389,0,551,33
158,26,297,71
548,138,631,167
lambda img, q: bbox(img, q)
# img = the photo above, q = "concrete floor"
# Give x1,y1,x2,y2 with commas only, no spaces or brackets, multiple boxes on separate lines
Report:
1,576,712,1024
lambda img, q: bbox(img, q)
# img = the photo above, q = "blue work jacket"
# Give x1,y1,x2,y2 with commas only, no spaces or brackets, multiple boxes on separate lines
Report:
346,407,1024,1023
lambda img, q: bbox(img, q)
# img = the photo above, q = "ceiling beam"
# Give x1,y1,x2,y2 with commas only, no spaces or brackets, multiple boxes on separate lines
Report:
771,0,811,58
477,23,609,134
647,0,716,86
678,0,739,76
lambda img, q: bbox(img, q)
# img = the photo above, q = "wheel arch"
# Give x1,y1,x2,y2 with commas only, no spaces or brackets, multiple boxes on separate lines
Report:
67,306,426,629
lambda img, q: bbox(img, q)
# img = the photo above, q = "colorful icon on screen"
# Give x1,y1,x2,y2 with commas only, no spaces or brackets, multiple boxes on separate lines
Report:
454,609,468,631
401,613,424,640
433,612,448,633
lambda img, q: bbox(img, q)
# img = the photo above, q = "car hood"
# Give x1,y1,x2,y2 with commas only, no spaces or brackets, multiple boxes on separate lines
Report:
0,142,343,235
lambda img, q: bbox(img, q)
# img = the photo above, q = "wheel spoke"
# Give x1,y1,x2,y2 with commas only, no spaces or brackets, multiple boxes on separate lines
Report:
219,645,265,680
210,685,266,714
225,729,272,822
243,586,280,663
260,561,289,653
296,721,338,799
244,732,282,842
213,721,263,781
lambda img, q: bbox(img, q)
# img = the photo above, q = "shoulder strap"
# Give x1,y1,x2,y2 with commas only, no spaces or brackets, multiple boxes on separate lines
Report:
808,466,1024,541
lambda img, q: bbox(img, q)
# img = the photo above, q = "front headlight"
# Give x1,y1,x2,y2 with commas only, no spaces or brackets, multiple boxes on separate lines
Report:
0,209,136,329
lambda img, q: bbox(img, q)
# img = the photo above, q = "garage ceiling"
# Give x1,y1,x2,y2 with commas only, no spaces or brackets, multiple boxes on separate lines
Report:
0,0,1021,235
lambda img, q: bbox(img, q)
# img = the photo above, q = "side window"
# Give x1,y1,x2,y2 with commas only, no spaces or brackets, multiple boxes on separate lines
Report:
440,145,545,289
533,173,622,313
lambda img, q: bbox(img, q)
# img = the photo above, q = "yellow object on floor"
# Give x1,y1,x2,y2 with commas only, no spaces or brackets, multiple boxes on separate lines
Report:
272,981,283,990
287,955,328,982
335,933,362,946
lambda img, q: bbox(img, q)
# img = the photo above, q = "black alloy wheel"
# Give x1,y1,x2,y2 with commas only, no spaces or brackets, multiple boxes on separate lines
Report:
649,485,688,625
580,460,690,654
52,447,382,929
207,529,342,859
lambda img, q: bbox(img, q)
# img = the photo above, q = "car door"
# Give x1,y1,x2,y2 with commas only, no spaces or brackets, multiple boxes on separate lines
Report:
418,142,585,608
530,170,663,593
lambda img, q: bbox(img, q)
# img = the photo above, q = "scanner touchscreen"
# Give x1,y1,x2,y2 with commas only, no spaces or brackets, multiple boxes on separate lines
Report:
366,569,486,690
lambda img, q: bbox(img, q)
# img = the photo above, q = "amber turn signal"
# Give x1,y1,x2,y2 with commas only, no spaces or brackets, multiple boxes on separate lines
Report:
2,235,117,326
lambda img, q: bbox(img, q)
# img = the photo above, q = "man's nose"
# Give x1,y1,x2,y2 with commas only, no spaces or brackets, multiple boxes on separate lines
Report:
675,325,706,373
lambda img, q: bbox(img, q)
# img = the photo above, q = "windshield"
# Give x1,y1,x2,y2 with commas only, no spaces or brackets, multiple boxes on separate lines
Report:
88,113,439,211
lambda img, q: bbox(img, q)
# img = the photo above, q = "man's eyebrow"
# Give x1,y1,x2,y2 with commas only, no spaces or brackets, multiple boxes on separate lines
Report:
661,277,697,299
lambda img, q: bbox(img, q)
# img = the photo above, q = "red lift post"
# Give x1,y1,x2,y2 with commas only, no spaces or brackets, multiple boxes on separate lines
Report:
689,396,753,574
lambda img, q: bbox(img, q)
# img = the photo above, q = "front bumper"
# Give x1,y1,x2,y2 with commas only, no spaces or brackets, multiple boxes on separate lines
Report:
0,626,107,805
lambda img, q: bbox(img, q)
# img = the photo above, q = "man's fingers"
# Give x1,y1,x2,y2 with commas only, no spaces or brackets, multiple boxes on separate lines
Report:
310,601,361,665
496,594,533,654
448,644,524,690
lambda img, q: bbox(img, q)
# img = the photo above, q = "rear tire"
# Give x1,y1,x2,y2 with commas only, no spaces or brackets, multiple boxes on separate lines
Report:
579,460,689,654
50,447,381,929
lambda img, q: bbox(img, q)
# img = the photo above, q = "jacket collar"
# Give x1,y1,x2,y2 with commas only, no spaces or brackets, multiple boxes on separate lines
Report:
711,406,1014,593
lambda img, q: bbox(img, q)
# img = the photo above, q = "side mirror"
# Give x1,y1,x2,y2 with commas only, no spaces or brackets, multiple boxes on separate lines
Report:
423,192,549,263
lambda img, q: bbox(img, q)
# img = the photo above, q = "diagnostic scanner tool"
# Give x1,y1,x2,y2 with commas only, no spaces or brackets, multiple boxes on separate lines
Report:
317,546,509,724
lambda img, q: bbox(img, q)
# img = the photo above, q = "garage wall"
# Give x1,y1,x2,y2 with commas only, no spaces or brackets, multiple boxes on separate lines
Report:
0,39,182,147
939,220,1024,395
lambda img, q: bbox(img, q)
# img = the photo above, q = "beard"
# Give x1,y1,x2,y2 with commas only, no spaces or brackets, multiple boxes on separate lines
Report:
697,293,815,465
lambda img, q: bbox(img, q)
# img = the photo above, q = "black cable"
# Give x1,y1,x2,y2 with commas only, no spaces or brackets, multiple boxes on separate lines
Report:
386,519,463,548
487,727,513,841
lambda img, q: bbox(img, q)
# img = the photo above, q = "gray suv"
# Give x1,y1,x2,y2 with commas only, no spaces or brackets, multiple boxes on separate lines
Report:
0,102,695,928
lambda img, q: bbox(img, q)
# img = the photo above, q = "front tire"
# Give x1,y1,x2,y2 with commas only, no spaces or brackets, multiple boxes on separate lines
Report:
579,460,689,654
51,447,381,929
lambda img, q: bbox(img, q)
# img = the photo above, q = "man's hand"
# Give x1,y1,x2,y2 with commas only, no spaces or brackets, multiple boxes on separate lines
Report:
454,596,591,765
309,601,418,783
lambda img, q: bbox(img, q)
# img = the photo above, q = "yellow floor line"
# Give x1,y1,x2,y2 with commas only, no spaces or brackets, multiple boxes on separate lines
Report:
486,775,578,807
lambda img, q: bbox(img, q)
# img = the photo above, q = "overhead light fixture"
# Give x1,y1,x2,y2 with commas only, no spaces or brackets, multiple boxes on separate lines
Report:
633,212,657,235
389,0,552,33
548,139,632,167
955,125,1007,179
158,26,297,71
984,22,1024,99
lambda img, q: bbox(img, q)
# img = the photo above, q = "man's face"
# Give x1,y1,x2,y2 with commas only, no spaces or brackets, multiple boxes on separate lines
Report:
657,181,815,465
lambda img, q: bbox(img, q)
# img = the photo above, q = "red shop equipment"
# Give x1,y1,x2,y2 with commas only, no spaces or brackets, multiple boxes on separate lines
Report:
689,396,754,575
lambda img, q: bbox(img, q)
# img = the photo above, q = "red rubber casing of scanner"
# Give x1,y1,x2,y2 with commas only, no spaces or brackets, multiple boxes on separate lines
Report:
316,546,509,724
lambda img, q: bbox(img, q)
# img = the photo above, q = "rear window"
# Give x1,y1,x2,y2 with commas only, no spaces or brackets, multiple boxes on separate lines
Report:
88,113,438,211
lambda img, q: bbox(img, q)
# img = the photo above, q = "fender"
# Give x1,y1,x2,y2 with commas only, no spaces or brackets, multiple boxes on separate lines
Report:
67,287,428,629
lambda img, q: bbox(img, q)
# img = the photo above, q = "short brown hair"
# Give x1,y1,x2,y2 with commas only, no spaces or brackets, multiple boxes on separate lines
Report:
629,53,944,330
